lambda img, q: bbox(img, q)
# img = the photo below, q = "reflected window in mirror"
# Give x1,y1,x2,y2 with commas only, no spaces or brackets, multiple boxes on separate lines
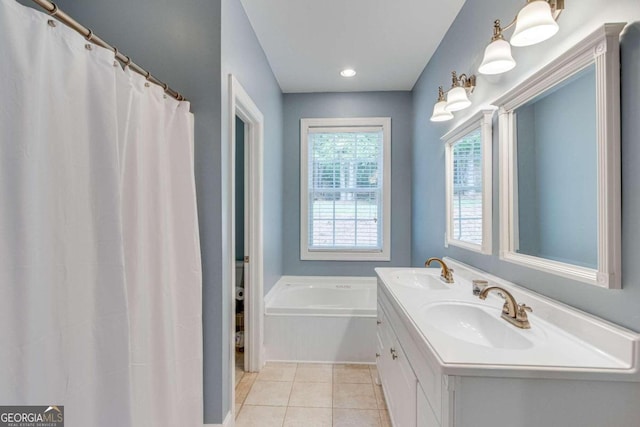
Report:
444,110,494,254
453,129,482,243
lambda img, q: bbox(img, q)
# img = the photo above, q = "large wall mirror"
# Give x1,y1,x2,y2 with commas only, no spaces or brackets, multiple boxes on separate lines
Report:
496,23,624,289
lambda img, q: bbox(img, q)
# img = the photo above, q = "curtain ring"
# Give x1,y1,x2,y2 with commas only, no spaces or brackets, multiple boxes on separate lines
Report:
48,2,59,16
85,29,93,42
122,55,131,67
145,71,151,80
112,46,118,57
163,83,169,91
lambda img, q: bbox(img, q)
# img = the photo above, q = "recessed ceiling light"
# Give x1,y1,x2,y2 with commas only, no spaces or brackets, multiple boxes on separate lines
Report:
340,68,357,77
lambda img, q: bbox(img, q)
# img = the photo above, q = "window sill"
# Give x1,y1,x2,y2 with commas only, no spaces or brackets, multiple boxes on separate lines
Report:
301,249,390,262
446,238,491,255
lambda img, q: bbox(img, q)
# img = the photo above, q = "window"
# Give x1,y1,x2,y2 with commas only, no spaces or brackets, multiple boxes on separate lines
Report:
300,117,391,261
444,110,493,254
452,128,482,242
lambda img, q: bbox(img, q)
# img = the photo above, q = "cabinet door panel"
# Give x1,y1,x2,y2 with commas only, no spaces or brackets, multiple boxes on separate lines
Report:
390,339,417,427
377,301,417,426
417,383,440,427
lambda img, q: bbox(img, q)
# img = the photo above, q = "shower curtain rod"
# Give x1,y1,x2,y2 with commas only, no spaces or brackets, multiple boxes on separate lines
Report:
31,0,187,101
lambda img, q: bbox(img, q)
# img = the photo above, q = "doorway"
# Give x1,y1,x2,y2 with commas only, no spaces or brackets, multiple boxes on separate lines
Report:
234,115,247,385
228,74,264,414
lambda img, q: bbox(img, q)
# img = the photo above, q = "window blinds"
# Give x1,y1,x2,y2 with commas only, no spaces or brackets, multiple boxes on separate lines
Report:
307,129,383,251
452,128,483,243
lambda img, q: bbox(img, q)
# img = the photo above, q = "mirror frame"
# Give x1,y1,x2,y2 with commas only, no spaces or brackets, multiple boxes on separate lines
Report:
495,23,625,289
443,109,495,255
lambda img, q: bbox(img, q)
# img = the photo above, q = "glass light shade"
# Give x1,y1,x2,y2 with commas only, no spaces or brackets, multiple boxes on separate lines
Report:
430,100,454,122
445,86,472,112
479,38,516,75
510,1,559,47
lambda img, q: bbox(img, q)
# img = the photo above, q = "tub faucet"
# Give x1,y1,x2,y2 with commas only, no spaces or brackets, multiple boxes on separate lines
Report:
424,257,454,284
479,286,533,329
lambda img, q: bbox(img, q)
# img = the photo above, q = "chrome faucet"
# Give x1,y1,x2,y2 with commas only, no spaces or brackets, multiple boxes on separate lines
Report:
424,257,454,284
479,286,533,329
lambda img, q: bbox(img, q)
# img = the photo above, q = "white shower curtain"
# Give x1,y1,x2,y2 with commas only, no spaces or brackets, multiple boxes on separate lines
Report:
0,1,203,426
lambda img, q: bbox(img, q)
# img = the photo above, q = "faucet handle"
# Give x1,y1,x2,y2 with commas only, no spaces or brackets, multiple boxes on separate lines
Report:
519,303,532,312
444,268,454,280
516,303,533,322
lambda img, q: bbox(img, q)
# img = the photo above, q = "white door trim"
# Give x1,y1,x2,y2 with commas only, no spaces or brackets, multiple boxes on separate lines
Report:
228,75,265,411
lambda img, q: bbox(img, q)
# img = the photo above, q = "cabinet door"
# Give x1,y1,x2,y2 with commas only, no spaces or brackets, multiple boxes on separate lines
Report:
390,340,417,427
417,383,440,427
377,305,417,426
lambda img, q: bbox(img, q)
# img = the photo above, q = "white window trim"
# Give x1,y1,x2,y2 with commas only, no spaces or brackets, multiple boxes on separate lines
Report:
300,117,391,261
443,109,494,255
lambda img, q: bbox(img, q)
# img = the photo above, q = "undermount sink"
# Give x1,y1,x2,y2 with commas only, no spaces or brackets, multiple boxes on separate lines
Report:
391,270,449,290
420,302,534,350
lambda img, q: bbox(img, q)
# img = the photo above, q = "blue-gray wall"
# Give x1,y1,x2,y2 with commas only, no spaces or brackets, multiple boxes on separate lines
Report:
283,92,413,276
412,0,640,332
516,66,597,268
221,0,283,421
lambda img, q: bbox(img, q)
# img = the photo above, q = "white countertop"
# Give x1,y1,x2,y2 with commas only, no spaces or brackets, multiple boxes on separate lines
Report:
376,259,640,381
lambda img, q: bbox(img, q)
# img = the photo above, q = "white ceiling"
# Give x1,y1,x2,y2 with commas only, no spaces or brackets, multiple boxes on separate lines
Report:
239,0,466,93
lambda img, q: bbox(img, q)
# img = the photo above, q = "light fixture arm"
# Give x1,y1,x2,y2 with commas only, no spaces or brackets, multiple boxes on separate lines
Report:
447,71,476,92
551,0,565,20
501,17,518,33
459,73,476,93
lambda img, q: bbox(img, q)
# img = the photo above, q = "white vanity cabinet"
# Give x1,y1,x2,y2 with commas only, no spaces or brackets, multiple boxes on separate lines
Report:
377,281,449,427
375,262,640,427
376,301,417,427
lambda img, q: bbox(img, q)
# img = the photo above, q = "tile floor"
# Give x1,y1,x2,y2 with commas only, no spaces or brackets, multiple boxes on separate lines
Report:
236,350,245,386
235,363,391,427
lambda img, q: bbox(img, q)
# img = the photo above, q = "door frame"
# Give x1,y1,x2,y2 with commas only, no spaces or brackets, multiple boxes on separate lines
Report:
228,74,264,389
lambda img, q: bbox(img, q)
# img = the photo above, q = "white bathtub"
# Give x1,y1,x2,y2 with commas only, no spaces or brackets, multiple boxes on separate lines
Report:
264,276,377,363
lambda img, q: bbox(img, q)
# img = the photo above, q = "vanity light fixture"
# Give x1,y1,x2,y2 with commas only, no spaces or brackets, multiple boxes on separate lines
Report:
478,20,517,75
340,68,357,77
430,86,454,122
430,72,476,122
445,71,475,112
479,0,565,75
511,0,560,47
